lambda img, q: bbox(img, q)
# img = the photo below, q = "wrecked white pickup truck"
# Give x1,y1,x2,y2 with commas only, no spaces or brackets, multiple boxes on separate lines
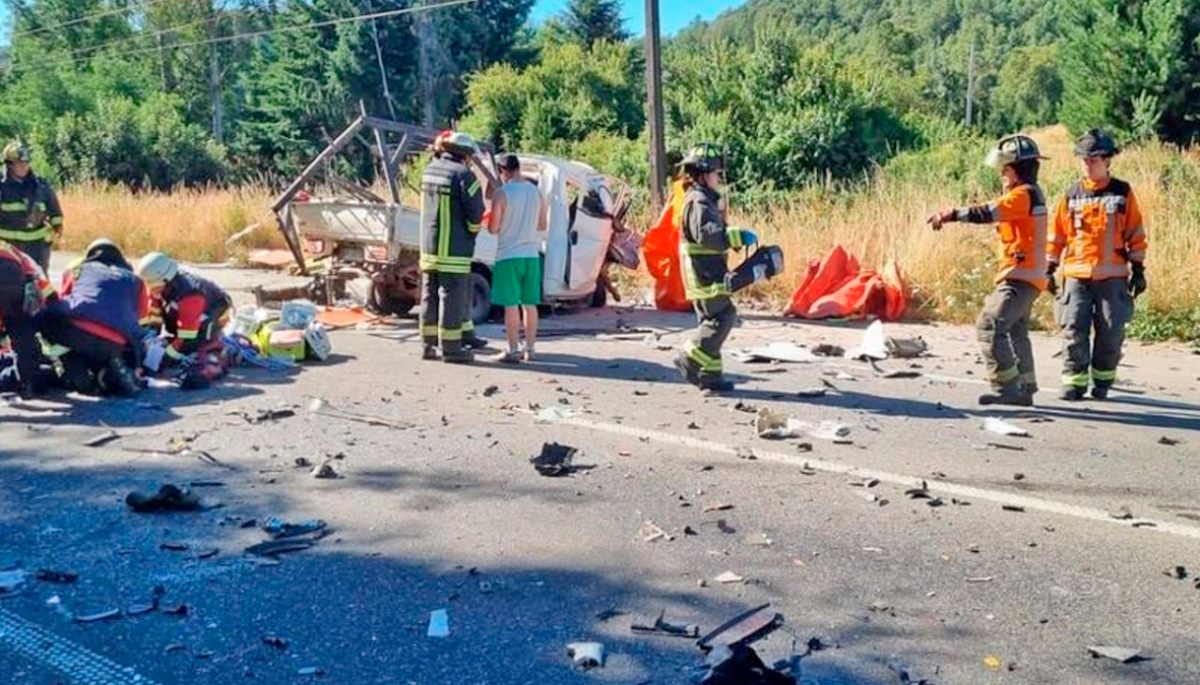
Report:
266,116,640,322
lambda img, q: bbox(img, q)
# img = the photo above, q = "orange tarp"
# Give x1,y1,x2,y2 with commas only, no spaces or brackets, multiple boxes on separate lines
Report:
642,181,692,312
785,245,908,321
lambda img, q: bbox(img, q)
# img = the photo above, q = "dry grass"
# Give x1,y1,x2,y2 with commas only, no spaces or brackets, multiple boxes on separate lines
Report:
733,125,1200,337
56,182,283,264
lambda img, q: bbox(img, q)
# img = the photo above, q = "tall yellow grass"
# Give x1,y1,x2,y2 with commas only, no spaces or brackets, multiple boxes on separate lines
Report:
734,126,1200,329
56,182,283,263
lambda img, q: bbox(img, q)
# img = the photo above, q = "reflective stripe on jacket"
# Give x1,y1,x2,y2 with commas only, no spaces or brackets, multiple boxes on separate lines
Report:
1049,177,1147,281
158,270,232,343
679,185,742,301
957,183,1049,291
419,155,484,274
0,170,63,243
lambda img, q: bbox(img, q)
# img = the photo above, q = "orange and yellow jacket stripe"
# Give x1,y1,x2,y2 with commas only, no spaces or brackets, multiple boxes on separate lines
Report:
956,183,1049,291
1048,177,1147,281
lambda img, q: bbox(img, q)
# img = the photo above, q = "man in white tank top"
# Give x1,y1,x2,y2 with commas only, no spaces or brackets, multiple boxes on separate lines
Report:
487,154,547,362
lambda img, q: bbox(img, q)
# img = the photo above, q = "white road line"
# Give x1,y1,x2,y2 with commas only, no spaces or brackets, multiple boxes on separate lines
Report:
550,414,1200,541
0,606,160,684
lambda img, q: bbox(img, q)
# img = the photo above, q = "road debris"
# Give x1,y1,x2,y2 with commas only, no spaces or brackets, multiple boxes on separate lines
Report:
307,397,409,430
1002,505,1026,513
631,609,700,638
733,401,759,413
0,569,28,597
697,603,783,651
700,644,797,685
160,541,190,551
482,385,499,397
1109,506,1135,521
262,518,328,539
639,521,672,542
858,491,888,506
82,429,121,447
125,484,204,513
35,569,78,584
75,608,121,623
983,655,1002,671
846,320,888,361
263,636,289,650
967,576,995,584
885,336,930,359
881,369,922,379
1087,646,1143,663
1165,566,1188,580
530,443,592,477
756,408,851,443
233,407,296,424
427,609,450,637
796,387,827,398
812,343,844,357
714,571,745,584
984,418,1030,438
1158,436,1181,446
745,533,773,547
311,459,342,479
566,641,605,670
732,342,818,364
535,406,578,422
297,666,325,677
244,539,315,557
703,502,735,513
595,607,626,622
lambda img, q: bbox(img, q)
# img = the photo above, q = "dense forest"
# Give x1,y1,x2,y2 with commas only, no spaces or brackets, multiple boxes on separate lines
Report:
2,0,1199,194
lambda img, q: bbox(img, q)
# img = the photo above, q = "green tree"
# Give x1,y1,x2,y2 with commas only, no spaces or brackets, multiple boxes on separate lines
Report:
548,0,629,46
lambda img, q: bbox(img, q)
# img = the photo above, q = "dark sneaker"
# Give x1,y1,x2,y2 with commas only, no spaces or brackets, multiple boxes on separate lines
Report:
979,387,1034,407
1058,386,1086,401
1091,384,1110,400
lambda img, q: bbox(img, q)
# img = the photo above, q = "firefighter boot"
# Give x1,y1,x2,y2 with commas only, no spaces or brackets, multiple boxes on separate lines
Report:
1059,386,1086,401
1091,383,1111,400
979,384,1034,407
441,341,474,365
699,376,736,394
99,358,140,397
422,344,439,361
674,351,701,387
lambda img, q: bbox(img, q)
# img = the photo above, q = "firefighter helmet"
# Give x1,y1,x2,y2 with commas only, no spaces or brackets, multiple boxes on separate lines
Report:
434,130,478,159
680,143,725,174
1074,128,1120,158
3,142,31,163
985,134,1047,169
136,252,179,286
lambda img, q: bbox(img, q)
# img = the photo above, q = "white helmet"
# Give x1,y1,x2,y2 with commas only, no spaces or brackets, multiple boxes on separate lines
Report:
136,252,179,286
435,130,478,159
303,323,332,361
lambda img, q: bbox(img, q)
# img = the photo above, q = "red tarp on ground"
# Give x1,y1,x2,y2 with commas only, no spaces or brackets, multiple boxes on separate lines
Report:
642,181,693,312
784,245,908,321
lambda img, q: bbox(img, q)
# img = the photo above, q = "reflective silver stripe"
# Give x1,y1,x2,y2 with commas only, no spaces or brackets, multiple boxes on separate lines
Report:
986,202,999,221
1067,196,1125,213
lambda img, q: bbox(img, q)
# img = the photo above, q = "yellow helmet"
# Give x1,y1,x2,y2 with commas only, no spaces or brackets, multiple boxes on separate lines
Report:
3,142,31,163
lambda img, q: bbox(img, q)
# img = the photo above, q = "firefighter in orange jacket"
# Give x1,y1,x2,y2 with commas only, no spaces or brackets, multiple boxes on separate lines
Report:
136,252,232,363
0,239,55,397
928,134,1050,406
1048,129,1147,401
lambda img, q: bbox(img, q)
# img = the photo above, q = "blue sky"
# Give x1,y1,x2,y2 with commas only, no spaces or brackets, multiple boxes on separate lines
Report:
531,0,744,36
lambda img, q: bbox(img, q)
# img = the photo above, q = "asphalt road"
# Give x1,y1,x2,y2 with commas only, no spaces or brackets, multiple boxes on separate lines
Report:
2,265,1199,685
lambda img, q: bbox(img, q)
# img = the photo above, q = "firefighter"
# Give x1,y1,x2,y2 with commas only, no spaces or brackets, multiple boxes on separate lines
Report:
674,144,757,393
136,252,232,368
418,131,486,364
37,239,144,396
1048,129,1147,401
0,239,55,397
927,134,1050,406
0,142,63,271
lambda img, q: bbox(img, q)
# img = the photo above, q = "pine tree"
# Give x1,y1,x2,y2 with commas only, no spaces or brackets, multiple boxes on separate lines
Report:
554,0,629,46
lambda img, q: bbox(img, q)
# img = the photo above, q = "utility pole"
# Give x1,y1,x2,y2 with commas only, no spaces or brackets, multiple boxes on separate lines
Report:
206,1,224,144
644,0,667,210
965,39,976,128
367,0,397,121
416,11,439,128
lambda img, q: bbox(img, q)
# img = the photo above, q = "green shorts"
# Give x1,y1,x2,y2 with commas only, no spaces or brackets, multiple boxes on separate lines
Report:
492,257,542,307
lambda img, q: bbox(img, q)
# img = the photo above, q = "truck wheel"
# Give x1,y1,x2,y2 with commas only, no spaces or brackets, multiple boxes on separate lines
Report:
467,271,492,324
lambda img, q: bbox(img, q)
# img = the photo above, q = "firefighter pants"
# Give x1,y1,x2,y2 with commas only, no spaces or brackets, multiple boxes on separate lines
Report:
1056,277,1133,390
977,280,1039,393
0,260,40,392
420,271,468,354
682,296,736,382
37,310,133,375
9,239,51,272
166,302,230,360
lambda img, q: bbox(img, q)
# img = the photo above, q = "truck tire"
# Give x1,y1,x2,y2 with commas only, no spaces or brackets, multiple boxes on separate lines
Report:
467,271,492,324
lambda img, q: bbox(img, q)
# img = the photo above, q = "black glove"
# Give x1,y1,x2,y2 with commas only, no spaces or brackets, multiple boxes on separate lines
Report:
1129,262,1147,299
1046,263,1059,297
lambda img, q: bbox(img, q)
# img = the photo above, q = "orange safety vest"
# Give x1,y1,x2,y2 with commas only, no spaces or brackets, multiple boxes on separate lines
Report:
1049,177,1147,281
970,184,1049,291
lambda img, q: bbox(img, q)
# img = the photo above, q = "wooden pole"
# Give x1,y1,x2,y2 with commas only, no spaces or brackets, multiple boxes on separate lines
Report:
644,0,667,210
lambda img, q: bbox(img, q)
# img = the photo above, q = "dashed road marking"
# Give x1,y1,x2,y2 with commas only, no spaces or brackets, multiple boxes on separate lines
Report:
549,413,1200,541
0,606,159,684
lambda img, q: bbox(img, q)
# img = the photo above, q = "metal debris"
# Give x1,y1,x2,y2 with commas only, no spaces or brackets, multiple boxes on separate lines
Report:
530,442,592,477
1087,646,1143,663
82,429,121,447
697,603,782,651
244,539,314,557
631,609,700,638
885,336,930,359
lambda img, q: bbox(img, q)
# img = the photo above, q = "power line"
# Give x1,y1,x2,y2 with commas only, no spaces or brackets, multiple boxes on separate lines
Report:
10,0,479,73
12,0,178,39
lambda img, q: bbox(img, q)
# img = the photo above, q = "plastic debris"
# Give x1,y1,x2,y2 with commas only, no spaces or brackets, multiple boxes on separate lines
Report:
566,641,605,670
885,336,930,359
983,655,1003,671
262,518,327,539
1087,646,1143,663
297,666,325,676
535,406,578,422
46,595,72,620
125,484,204,513
846,320,888,361
756,409,850,442
427,609,450,638
714,571,745,584
732,342,819,364
530,442,592,477
984,418,1030,438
